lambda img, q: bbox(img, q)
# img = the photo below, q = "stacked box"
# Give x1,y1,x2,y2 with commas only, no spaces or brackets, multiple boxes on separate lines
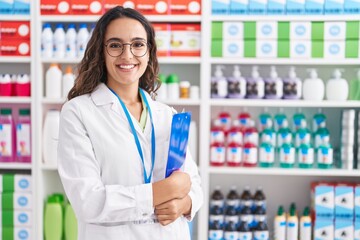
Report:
324,22,346,59
0,21,30,56
290,21,311,58
169,23,201,56
212,0,230,14
345,21,359,58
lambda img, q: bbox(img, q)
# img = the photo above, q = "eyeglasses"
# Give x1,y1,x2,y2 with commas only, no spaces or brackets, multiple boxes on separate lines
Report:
104,40,149,57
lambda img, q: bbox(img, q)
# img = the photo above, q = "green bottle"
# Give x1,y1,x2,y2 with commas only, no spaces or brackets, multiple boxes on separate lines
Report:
44,194,64,240
349,70,360,100
279,143,295,168
65,203,78,240
298,144,314,169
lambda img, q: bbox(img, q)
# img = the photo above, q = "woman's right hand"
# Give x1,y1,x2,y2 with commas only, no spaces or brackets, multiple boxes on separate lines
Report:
168,171,191,199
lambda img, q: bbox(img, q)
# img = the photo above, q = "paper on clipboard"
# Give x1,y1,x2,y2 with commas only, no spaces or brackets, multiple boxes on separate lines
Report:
165,112,191,178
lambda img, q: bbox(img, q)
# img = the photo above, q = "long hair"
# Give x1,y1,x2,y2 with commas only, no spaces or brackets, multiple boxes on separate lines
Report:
68,6,160,100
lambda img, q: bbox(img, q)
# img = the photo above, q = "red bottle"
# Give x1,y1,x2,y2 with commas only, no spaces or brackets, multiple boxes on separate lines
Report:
242,142,258,167
218,111,231,135
210,142,226,166
226,142,242,167
227,120,243,146
243,120,259,147
238,112,251,129
210,119,225,145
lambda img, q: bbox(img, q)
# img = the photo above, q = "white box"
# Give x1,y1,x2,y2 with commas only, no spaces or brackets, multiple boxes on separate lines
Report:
256,21,278,39
324,40,345,59
223,40,244,57
314,220,334,240
324,22,346,40
290,22,311,40
335,220,354,240
0,193,33,210
257,40,277,58
1,210,32,227
223,22,244,39
335,184,354,220
290,40,311,58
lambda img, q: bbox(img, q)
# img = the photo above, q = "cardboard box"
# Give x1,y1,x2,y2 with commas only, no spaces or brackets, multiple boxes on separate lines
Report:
0,22,30,40
345,39,359,58
170,0,201,14
103,0,136,12
40,0,71,15
223,22,244,40
314,219,334,240
344,0,360,13
312,21,324,40
212,22,223,40
0,40,30,56
346,21,359,40
0,0,13,14
257,40,277,58
211,40,223,57
244,39,256,57
278,21,290,40
286,0,305,14
1,193,32,210
153,23,170,56
324,22,346,40
2,210,32,227
355,221,360,240
223,39,243,57
334,184,354,220
267,0,286,14
71,0,103,15
169,23,200,56
290,22,311,40
355,185,360,220
324,0,344,13
230,0,248,14
136,0,169,15
305,0,325,14
256,21,277,39
311,182,334,219
212,0,230,14
0,174,32,193
335,220,354,240
244,21,256,40
13,0,30,14
2,227,32,240
290,40,311,58
277,39,290,57
248,0,267,14
324,40,345,59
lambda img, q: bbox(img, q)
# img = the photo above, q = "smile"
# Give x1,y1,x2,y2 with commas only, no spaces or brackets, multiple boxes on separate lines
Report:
117,64,136,69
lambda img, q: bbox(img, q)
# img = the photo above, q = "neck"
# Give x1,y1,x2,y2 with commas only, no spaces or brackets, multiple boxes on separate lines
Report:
108,82,141,104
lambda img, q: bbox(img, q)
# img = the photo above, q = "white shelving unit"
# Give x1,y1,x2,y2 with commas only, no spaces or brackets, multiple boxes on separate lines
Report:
3,1,359,239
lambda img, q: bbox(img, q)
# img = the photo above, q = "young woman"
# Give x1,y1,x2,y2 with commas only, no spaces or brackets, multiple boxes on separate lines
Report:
57,6,203,240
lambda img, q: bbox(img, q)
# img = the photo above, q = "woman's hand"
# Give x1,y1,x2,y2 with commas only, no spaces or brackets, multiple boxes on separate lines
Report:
168,171,191,199
155,195,192,226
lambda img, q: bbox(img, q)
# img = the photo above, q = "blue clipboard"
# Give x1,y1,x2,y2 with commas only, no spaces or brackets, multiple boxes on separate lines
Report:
165,112,192,178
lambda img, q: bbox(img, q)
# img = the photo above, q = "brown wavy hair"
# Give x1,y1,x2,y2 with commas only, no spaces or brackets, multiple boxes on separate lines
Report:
68,6,160,100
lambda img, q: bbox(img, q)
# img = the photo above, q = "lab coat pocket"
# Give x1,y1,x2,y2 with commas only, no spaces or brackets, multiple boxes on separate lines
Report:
86,223,130,240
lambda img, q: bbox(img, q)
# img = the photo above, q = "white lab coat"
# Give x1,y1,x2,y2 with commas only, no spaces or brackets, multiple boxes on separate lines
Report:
58,83,203,240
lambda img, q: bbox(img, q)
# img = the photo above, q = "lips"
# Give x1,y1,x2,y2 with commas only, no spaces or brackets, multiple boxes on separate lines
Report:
117,64,136,69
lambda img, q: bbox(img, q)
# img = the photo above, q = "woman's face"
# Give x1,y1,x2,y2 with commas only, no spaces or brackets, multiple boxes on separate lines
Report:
104,17,149,89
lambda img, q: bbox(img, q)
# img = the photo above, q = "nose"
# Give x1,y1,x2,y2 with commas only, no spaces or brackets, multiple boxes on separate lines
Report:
120,44,133,58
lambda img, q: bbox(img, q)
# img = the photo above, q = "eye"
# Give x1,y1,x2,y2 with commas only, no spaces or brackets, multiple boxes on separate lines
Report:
108,42,123,49
132,41,146,48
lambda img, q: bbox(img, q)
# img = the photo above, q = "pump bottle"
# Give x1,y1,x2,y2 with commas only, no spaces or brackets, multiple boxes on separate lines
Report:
265,66,283,99
303,69,324,101
246,66,264,99
211,65,227,98
326,69,348,101
227,65,246,98
283,67,302,99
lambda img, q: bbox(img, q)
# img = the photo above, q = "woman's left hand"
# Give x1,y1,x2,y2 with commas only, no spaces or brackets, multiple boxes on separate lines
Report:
155,195,192,226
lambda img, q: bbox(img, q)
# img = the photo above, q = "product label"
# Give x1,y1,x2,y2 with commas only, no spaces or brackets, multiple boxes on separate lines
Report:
226,146,242,164
210,131,225,144
227,131,243,145
243,147,257,164
279,146,295,164
209,230,224,240
259,146,274,163
240,214,254,225
210,146,226,164
295,132,311,147
16,123,30,157
226,199,240,207
136,0,168,15
298,147,314,164
317,147,333,165
209,215,225,225
277,131,292,147
210,199,225,208
225,215,239,223
244,132,259,145
239,232,253,240
0,124,12,156
169,24,201,56
254,230,269,240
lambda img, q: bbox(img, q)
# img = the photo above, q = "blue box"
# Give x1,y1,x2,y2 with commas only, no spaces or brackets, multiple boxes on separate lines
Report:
286,0,305,14
335,185,354,220
344,0,360,13
305,0,325,14
13,0,30,14
230,0,248,14
324,0,344,13
335,220,353,240
212,0,231,14
0,0,14,14
267,0,286,14
248,0,268,14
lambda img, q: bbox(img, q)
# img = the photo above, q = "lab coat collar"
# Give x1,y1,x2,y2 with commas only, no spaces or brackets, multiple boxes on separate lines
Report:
90,83,116,106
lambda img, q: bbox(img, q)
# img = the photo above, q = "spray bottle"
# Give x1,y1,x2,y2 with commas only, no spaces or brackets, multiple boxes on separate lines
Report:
211,65,227,98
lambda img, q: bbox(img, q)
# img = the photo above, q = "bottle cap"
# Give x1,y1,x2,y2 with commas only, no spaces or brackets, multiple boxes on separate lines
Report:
180,81,190,88
289,67,297,79
158,74,166,83
166,74,179,83
68,23,76,29
19,109,30,116
277,206,284,216
65,66,73,74
56,23,64,29
270,66,278,79
0,108,12,115
214,65,224,78
233,65,241,78
251,66,260,78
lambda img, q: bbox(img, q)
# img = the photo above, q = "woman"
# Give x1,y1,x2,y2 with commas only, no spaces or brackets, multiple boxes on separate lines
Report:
57,6,203,240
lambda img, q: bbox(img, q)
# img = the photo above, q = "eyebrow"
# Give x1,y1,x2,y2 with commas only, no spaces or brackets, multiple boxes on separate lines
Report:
105,37,147,43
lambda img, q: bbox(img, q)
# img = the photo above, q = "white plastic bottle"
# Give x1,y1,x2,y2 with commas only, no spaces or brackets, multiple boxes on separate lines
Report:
265,66,283,99
65,23,77,59
54,23,66,59
41,23,53,58
326,69,349,101
62,66,75,99
43,110,60,166
45,63,62,99
303,69,324,101
246,66,264,99
77,24,90,58
227,65,246,99
211,65,228,98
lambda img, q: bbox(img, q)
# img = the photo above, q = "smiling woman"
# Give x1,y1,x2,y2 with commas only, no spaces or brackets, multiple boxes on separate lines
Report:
57,6,203,240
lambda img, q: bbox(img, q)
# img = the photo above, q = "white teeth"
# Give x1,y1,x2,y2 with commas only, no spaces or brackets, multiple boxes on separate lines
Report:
118,64,135,69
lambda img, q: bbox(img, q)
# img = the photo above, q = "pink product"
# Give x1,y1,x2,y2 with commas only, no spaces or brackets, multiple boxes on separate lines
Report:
16,82,31,96
0,109,15,162
16,109,31,163
0,82,12,96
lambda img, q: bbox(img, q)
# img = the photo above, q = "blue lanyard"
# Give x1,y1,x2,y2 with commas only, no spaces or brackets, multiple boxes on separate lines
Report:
109,87,156,184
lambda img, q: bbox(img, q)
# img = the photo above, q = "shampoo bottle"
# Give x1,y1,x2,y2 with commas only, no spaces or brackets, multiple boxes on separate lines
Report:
0,108,15,162
274,206,286,240
283,67,302,99
265,66,283,99
64,203,78,240
303,69,324,101
246,66,264,99
45,63,62,99
44,194,64,240
227,65,246,99
326,68,349,101
299,207,312,240
62,65,75,99
211,65,227,98
286,206,299,240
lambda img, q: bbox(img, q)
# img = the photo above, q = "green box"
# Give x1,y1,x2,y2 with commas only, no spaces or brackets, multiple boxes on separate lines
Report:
345,40,359,58
346,21,359,40
244,21,256,40
312,40,324,58
278,22,290,40
3,227,13,240
2,211,13,227
2,193,13,210
312,22,324,40
278,40,290,58
211,40,223,57
212,22,223,40
244,40,256,57
3,174,14,192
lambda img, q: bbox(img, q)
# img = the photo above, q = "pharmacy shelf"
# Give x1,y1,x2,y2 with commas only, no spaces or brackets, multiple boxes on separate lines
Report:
211,15,360,22
0,56,31,63
209,167,360,177
210,58,360,65
210,99,360,108
42,56,201,64
159,99,201,106
0,163,32,170
0,97,31,104
0,15,31,21
40,15,201,23
42,98,66,104
42,164,57,170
